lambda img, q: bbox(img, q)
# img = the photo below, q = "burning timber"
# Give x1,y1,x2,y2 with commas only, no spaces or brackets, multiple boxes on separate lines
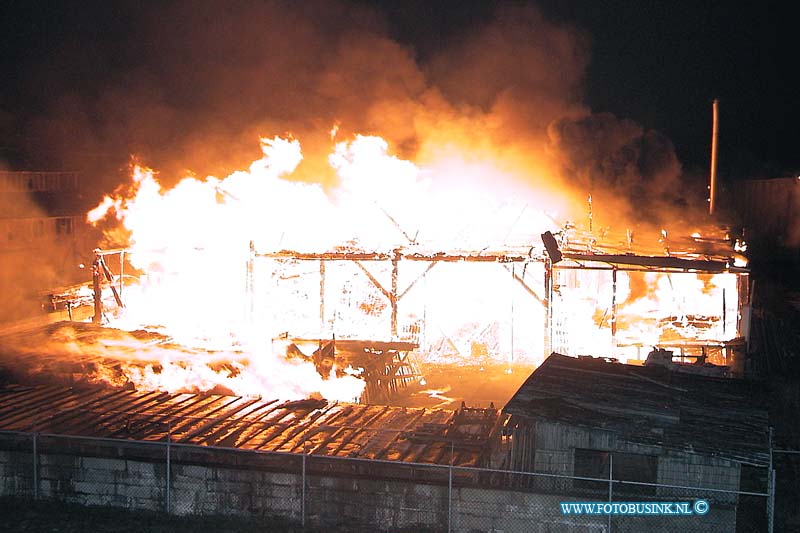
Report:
0,321,250,393
19,218,754,410
0,382,503,467
281,338,421,404
0,321,425,405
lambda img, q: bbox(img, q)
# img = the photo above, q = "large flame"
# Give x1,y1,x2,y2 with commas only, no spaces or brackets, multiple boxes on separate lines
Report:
551,268,741,361
85,133,563,400
82,131,745,399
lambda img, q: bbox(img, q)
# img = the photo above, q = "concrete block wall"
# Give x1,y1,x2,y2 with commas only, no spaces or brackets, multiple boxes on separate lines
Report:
304,475,449,530
0,433,746,531
169,463,303,519
36,453,165,511
0,449,34,496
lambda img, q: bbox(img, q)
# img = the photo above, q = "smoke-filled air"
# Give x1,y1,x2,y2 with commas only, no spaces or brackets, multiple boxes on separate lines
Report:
1,1,720,402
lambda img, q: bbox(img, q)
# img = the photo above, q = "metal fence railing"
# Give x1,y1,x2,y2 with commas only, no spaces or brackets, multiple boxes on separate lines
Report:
0,429,773,532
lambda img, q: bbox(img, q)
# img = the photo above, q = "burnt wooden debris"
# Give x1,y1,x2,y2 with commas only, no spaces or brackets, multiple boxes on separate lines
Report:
284,338,422,404
0,321,248,392
0,323,424,405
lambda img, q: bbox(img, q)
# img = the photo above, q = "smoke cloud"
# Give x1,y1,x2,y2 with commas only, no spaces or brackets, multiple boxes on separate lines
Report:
13,0,698,234
0,174,97,323
547,112,692,228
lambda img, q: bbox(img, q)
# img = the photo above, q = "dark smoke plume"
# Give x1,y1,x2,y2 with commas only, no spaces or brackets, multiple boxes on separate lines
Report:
547,112,690,227
10,1,699,234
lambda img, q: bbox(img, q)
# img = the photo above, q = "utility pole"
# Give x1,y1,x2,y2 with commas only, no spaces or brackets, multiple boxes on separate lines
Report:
709,98,719,215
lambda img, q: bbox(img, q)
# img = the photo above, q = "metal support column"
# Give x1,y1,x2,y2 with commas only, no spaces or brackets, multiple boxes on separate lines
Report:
32,433,38,500
768,427,774,533
768,468,776,533
302,450,307,527
166,421,171,514
608,453,614,533
544,260,552,355
448,442,454,533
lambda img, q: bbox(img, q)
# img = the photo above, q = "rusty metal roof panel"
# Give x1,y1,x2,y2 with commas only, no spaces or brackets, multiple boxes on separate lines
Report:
0,384,500,467
504,353,770,466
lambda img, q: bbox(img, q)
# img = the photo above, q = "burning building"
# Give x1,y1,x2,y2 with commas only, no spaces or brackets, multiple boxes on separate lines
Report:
542,226,750,375
0,132,752,407
0,3,783,529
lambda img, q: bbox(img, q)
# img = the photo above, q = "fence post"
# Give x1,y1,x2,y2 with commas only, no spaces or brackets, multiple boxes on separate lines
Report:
767,468,776,533
448,442,453,533
768,427,774,533
302,450,306,528
608,454,613,533
32,432,38,500
166,421,171,514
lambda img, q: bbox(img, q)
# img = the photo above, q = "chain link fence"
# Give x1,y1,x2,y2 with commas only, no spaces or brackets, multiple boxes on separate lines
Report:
0,429,773,531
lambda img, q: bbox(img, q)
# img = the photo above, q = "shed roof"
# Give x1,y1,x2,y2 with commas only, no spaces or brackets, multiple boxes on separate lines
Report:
0,383,501,467
503,353,770,466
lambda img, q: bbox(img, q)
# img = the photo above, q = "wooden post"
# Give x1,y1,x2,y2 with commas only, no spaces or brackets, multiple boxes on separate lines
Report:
246,241,255,322
92,255,103,324
611,268,618,353
510,263,515,368
391,249,399,338
709,98,719,215
544,260,552,355
319,259,326,336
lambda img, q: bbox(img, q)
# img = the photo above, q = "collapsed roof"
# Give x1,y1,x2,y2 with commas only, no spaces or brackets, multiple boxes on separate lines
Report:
0,382,502,467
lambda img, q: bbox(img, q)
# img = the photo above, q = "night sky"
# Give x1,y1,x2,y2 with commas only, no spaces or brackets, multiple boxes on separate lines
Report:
1,0,797,194
375,0,798,179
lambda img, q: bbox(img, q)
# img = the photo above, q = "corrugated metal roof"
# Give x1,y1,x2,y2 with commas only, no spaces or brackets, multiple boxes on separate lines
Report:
503,353,770,466
0,383,501,467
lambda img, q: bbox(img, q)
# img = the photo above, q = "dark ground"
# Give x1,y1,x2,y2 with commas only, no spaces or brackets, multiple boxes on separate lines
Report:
0,496,437,532
0,496,308,532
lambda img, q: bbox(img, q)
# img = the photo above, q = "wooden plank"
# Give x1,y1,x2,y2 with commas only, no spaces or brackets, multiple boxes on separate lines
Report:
562,252,731,272
75,391,171,437
258,250,537,263
163,395,237,441
0,386,74,421
31,388,134,434
240,408,310,450
2,388,119,431
104,393,200,440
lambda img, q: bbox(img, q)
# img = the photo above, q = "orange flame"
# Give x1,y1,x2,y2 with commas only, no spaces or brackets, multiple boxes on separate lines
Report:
86,133,565,399
85,131,745,397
